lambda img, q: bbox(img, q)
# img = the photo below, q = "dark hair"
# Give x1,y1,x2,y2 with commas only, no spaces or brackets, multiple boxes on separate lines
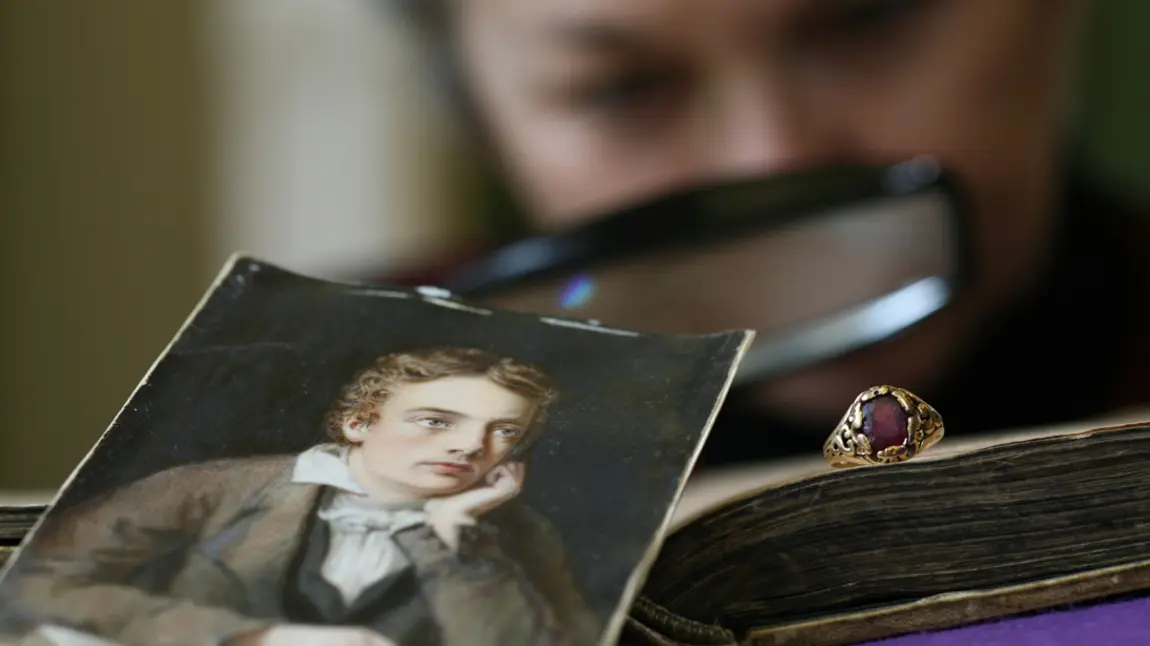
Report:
323,347,559,457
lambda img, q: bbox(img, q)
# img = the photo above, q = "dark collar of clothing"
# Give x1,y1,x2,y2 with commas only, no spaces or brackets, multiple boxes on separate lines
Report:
283,487,442,645
698,177,1150,468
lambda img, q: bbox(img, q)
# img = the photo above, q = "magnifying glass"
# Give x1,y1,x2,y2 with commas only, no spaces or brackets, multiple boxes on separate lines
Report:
446,157,971,386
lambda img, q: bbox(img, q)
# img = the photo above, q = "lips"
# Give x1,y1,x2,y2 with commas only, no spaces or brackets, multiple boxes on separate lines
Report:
423,461,475,476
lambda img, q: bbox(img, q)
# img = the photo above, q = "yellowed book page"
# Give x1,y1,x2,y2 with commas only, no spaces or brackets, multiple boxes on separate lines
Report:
672,406,1150,529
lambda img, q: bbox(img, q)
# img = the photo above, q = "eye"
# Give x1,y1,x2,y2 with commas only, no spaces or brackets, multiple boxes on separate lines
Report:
827,0,933,34
493,427,523,440
577,68,667,109
805,0,938,53
415,417,452,429
568,66,687,131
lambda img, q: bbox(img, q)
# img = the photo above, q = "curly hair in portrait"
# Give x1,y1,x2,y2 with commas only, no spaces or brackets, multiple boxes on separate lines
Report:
323,347,559,457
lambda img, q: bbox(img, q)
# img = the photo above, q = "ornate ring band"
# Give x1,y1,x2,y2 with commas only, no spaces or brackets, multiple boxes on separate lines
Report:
823,385,944,468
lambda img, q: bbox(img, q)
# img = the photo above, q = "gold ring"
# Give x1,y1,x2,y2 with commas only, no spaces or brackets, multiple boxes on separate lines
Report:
823,385,944,468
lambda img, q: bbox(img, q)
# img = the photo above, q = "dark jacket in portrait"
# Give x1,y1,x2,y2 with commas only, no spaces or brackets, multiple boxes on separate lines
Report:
0,454,601,646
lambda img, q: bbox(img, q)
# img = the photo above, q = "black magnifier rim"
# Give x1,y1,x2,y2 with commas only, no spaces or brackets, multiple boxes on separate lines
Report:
445,158,972,298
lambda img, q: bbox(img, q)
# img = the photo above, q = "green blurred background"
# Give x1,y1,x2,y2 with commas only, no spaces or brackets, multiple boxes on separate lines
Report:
1081,1,1150,199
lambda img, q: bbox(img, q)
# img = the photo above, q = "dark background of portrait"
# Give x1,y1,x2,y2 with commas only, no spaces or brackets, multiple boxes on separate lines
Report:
35,257,746,627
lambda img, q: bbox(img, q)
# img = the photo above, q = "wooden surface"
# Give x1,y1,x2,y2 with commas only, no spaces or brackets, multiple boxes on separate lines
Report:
0,492,53,506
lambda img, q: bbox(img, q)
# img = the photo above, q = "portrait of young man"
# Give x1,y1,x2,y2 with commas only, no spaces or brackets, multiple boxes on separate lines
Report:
0,347,600,646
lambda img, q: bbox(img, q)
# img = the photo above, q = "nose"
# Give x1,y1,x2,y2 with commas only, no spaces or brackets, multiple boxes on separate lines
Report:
446,424,486,459
699,70,839,180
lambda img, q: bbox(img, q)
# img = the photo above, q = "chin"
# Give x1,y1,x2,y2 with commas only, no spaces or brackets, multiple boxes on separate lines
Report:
414,474,474,495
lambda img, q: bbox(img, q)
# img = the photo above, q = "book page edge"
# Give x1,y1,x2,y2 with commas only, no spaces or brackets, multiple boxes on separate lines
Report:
671,406,1150,531
598,330,756,646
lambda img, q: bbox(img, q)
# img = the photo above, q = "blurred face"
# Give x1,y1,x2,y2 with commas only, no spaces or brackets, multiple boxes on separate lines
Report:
344,376,537,500
456,0,1088,425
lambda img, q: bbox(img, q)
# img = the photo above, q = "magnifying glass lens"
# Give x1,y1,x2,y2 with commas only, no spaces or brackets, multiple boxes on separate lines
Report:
478,191,957,340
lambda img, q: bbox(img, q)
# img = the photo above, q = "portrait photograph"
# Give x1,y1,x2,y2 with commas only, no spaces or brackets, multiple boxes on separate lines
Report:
0,257,750,646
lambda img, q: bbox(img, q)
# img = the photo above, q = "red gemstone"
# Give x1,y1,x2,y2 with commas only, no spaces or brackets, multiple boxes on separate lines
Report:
861,395,909,453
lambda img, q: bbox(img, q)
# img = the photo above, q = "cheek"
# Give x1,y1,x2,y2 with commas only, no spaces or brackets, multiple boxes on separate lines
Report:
840,5,1066,299
490,108,695,228
363,430,426,465
488,437,519,463
843,4,1064,165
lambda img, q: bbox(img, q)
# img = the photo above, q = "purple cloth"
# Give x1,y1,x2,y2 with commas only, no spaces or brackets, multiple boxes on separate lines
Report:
864,597,1150,645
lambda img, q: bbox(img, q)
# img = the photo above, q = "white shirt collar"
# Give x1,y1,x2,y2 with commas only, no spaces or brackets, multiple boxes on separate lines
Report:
291,443,367,495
